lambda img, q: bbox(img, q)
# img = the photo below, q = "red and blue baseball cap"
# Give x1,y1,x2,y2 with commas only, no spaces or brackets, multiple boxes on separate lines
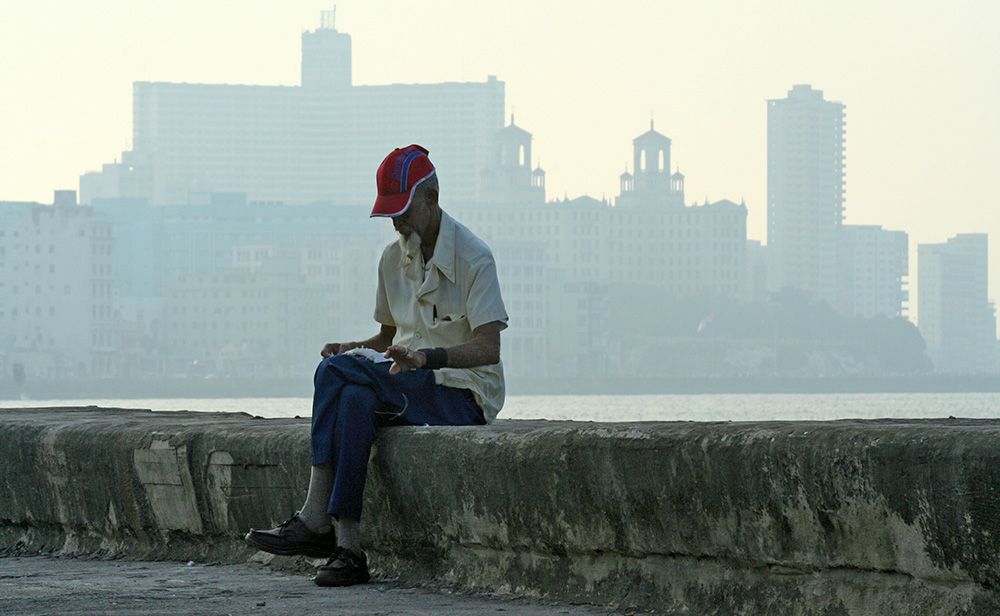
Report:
370,144,436,218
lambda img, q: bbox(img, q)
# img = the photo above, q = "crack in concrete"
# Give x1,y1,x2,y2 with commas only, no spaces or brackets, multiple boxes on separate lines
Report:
448,541,983,587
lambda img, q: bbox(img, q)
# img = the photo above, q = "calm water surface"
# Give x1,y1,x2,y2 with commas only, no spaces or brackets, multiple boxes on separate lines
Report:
3,393,999,422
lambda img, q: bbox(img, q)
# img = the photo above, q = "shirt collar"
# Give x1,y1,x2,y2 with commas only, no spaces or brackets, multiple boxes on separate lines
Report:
430,211,457,282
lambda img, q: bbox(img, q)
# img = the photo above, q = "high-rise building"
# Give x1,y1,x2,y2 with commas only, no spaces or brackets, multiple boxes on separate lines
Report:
918,234,998,374
767,84,845,306
836,225,909,319
80,15,504,206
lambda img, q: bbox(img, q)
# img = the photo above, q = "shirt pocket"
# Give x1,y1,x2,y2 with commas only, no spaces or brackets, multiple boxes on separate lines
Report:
431,311,472,345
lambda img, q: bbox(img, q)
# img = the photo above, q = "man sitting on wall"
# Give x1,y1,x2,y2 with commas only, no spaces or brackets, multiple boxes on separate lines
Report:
245,144,508,586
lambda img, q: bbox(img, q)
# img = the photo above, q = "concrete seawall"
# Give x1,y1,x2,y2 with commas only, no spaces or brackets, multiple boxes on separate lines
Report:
2,407,1000,614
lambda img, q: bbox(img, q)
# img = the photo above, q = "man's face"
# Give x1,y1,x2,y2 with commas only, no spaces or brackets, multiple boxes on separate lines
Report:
392,195,429,239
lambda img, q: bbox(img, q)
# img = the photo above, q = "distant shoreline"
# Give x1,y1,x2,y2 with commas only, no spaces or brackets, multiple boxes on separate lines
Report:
2,374,1000,400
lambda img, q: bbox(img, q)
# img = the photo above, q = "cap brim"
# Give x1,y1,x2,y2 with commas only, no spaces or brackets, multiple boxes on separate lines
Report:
370,192,410,218
370,170,435,218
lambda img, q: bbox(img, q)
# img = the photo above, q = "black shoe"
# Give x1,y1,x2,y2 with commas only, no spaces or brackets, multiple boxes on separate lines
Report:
315,546,370,587
244,513,336,558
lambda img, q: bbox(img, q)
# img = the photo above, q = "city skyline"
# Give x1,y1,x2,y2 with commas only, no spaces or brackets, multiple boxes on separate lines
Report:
1,115,995,380
2,1,998,320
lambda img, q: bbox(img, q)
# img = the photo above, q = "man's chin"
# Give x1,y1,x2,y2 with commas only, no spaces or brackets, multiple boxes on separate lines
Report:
397,230,422,252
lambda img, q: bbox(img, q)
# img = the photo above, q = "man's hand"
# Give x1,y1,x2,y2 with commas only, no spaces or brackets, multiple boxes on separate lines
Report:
320,342,358,358
321,325,398,358
383,345,427,375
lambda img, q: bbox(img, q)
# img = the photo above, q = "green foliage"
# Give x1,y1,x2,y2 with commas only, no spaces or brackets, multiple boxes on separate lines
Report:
606,284,932,376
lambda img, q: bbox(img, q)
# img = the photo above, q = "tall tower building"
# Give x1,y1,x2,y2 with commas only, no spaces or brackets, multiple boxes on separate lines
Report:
301,8,352,90
767,84,845,306
80,12,504,206
918,234,998,374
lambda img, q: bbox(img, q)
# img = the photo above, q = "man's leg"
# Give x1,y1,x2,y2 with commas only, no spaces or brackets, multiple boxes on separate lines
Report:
297,350,384,535
326,368,484,530
326,383,379,523
248,356,484,585
245,355,373,557
313,382,380,586
298,463,334,533
243,460,338,557
316,369,484,587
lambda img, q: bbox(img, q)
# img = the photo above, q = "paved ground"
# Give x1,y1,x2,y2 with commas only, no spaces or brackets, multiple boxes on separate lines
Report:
0,557,619,616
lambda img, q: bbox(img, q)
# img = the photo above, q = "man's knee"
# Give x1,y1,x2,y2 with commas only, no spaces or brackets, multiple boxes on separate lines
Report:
338,384,379,415
319,354,358,370
315,354,357,388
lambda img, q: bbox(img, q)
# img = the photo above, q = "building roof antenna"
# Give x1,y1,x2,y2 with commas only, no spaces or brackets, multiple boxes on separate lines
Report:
321,5,337,30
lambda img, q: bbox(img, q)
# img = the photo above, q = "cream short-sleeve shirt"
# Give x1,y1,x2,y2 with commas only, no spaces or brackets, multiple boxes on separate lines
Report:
374,211,509,422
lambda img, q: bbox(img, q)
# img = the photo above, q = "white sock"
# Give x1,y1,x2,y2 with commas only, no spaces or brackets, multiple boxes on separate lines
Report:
298,464,334,534
337,518,361,552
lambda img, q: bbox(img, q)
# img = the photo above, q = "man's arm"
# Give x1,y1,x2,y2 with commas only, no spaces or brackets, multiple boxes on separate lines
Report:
321,324,397,358
383,321,502,374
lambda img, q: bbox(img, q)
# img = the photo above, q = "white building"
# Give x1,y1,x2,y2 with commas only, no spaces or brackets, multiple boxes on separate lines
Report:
610,122,746,298
488,239,553,379
81,16,504,206
463,120,746,298
0,191,114,380
836,225,908,319
454,120,747,379
162,261,330,379
94,193,387,376
918,234,998,374
767,84,845,306
480,117,546,206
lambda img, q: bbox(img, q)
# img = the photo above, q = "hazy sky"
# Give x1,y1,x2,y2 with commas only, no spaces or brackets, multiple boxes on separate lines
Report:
2,1,999,316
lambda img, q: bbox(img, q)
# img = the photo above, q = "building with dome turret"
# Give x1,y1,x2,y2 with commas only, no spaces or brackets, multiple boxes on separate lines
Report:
480,115,545,205
452,118,749,377
615,121,683,209
607,122,746,297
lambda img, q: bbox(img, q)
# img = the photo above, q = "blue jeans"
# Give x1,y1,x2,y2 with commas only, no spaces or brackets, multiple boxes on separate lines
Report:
310,354,484,520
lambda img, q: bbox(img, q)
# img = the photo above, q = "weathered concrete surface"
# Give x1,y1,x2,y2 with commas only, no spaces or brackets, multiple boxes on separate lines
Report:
0,556,608,615
3,408,1000,615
